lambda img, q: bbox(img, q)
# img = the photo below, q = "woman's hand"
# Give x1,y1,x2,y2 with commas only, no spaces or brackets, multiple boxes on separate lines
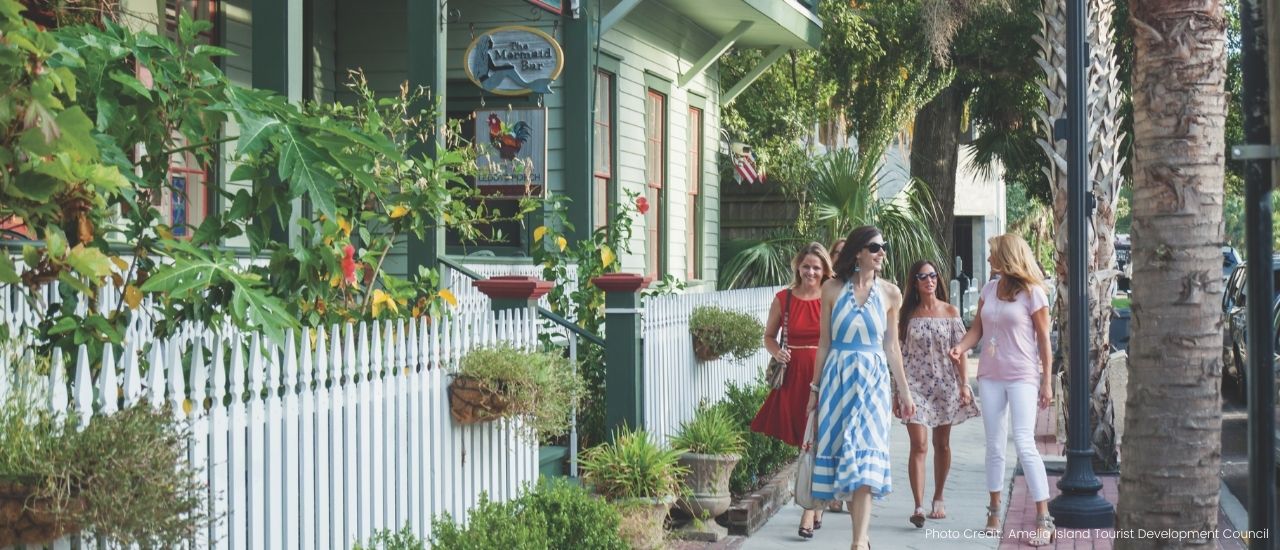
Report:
773,346,792,364
806,389,818,413
948,345,966,363
1038,380,1052,409
897,394,916,420
959,384,973,405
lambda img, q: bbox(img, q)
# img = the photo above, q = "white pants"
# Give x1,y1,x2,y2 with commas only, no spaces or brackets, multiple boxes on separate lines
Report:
978,378,1050,502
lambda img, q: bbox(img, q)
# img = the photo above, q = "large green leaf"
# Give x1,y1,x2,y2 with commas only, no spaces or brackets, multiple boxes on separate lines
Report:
235,110,281,157
0,254,20,284
65,245,114,279
276,125,338,218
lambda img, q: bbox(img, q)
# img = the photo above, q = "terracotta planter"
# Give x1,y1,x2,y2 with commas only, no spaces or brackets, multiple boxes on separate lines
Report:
676,452,741,519
691,330,722,362
448,375,512,425
614,496,673,550
0,478,83,548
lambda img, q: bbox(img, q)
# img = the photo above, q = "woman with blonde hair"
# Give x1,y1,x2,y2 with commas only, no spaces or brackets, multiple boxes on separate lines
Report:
949,234,1055,546
751,242,834,537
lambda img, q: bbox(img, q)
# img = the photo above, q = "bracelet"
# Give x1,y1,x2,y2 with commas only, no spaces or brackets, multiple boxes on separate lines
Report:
809,383,820,393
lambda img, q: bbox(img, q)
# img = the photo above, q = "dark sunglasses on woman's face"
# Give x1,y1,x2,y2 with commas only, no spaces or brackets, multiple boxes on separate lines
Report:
913,272,939,281
864,242,890,254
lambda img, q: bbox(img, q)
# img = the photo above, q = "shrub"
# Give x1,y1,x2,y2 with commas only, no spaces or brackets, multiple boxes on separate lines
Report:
669,405,745,456
708,379,797,496
453,344,584,440
578,426,688,501
352,524,426,550
0,376,204,548
427,479,627,550
689,306,763,362
521,478,628,550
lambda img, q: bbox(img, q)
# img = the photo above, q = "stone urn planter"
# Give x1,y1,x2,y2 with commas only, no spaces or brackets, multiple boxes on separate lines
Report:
676,452,741,518
615,496,674,550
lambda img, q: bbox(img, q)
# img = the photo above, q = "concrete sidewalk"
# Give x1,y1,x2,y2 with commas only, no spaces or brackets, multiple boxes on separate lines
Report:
742,371,1010,550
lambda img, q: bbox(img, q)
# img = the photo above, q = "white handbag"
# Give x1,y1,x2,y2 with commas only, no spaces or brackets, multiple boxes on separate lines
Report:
794,412,821,509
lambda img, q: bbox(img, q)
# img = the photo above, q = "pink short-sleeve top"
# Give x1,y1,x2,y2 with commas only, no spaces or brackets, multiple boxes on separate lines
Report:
976,278,1050,386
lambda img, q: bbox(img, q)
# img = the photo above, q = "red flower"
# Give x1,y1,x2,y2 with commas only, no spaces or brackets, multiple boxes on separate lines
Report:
636,196,650,215
341,244,357,286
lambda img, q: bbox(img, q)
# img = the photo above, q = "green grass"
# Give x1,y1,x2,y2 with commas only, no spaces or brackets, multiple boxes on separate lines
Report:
1112,297,1130,310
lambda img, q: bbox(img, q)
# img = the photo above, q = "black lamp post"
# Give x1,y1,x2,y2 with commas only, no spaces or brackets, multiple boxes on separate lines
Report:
1046,0,1115,528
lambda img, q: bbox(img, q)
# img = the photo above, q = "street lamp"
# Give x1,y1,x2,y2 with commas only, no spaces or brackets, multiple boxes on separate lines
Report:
1046,0,1115,528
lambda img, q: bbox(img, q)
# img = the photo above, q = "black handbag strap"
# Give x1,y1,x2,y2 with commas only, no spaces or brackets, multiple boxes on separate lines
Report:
780,290,792,350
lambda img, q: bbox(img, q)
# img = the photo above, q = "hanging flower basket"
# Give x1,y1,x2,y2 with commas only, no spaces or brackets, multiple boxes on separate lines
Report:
448,375,513,425
0,478,84,548
691,330,722,362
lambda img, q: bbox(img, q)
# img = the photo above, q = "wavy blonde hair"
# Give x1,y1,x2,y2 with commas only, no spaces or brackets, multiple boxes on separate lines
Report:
988,233,1048,301
789,242,835,289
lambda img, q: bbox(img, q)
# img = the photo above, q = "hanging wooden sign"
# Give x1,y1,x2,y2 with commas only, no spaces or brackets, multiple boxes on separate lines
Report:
473,107,547,189
464,26,564,96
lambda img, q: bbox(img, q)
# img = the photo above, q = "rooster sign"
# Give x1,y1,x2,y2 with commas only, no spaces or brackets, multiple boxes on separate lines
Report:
474,108,546,188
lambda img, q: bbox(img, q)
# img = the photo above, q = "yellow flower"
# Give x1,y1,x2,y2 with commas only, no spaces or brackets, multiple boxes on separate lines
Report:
533,226,548,242
600,245,616,268
389,205,410,219
556,236,567,252
337,217,353,237
371,289,398,317
439,288,458,307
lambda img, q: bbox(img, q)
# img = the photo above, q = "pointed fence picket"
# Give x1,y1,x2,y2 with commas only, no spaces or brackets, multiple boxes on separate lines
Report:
1,307,541,550
642,286,780,441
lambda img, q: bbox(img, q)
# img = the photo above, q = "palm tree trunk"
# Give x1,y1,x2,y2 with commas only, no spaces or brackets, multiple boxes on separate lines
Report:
910,83,964,260
1118,0,1227,547
1035,0,1125,469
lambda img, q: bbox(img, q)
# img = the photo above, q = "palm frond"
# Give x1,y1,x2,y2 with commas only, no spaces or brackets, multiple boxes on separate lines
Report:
718,229,809,289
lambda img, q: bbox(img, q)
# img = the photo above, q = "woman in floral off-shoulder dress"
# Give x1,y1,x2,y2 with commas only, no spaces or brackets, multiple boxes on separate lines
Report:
896,260,980,529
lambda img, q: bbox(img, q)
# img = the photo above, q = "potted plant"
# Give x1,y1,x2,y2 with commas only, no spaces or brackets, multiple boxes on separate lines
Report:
449,344,585,441
689,306,763,362
579,427,689,550
669,406,745,519
0,372,203,547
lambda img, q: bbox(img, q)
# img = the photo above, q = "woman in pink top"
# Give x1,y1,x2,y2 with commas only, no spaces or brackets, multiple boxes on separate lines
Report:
949,234,1055,547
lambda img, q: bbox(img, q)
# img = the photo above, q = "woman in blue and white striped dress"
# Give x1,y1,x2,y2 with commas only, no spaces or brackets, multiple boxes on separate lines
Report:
805,226,916,550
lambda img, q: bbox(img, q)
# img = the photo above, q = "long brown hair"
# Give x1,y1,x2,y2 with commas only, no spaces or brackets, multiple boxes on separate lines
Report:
832,226,882,281
788,242,835,289
899,260,949,338
988,233,1048,301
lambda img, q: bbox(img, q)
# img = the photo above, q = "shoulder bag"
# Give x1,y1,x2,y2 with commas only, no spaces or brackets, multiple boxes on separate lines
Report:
765,290,792,389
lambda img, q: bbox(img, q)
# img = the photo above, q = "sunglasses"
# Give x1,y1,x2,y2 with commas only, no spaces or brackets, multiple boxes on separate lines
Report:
913,272,939,281
863,242,890,254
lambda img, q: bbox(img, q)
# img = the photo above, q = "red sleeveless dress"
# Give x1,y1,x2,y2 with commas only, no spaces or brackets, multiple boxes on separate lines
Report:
750,289,823,447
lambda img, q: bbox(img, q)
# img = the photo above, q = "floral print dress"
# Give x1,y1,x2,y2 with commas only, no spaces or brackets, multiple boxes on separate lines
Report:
899,316,981,427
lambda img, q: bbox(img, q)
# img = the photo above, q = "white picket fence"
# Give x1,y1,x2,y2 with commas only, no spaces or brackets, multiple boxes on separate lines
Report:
641,286,779,440
0,309,542,550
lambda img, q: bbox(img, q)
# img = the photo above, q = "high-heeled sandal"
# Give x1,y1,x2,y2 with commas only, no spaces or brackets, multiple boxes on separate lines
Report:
982,504,1001,536
1029,514,1055,546
798,525,814,539
909,506,926,528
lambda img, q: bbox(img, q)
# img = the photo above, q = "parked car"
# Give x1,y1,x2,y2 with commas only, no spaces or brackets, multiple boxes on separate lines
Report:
1116,235,1131,292
1223,246,1242,280
1221,259,1280,400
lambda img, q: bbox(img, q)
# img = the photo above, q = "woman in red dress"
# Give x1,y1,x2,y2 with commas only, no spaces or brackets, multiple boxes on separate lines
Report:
751,241,833,537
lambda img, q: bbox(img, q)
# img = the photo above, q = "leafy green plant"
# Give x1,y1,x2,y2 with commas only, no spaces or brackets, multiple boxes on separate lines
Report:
689,306,763,362
352,524,427,550
454,344,584,440
519,478,628,550
0,3,534,362
578,426,688,502
427,479,627,550
669,405,745,456
708,379,797,496
0,370,204,548
430,493,549,550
